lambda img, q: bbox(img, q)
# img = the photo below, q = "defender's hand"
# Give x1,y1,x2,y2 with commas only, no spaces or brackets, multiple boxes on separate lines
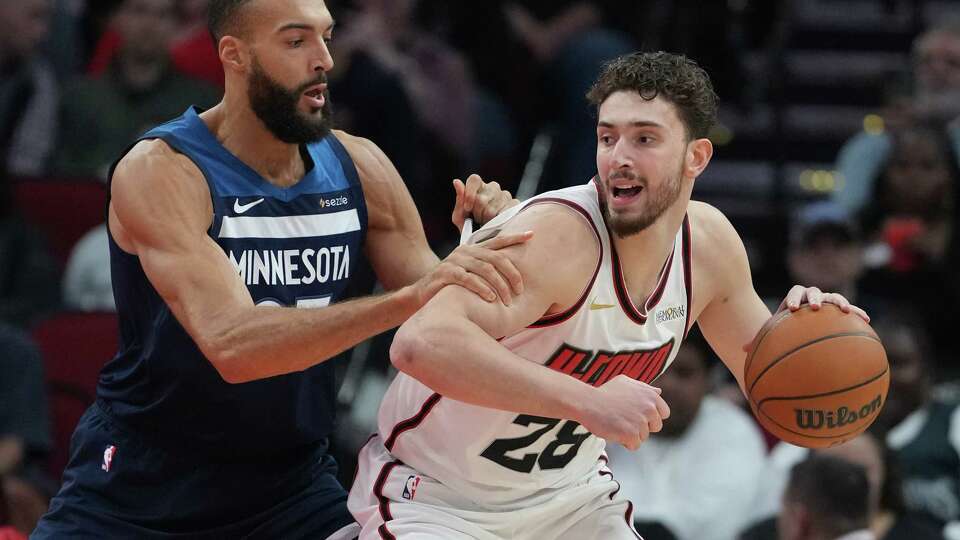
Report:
452,174,519,233
411,230,532,307
577,375,670,451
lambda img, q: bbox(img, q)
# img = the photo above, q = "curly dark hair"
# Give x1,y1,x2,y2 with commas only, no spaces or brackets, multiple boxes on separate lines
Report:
586,51,719,140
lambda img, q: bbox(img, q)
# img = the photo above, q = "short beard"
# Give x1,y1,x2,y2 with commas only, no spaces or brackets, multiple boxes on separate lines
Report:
247,56,333,144
600,159,685,238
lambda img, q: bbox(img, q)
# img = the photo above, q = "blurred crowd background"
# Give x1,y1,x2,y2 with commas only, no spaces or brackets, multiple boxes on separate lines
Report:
2,0,960,538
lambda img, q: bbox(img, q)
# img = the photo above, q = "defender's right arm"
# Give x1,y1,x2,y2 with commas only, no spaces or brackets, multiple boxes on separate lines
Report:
110,140,426,383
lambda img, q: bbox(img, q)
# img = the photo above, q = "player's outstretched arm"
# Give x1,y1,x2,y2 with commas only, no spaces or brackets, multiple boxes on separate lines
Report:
390,204,670,450
693,202,870,392
692,203,772,391
108,140,502,384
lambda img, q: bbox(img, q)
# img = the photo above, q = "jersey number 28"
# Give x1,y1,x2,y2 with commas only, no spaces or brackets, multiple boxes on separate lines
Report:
480,415,591,473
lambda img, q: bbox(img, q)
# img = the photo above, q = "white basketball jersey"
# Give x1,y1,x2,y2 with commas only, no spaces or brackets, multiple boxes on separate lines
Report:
377,182,693,505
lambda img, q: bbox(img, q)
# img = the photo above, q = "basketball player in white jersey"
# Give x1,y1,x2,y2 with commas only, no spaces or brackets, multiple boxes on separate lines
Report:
348,52,871,539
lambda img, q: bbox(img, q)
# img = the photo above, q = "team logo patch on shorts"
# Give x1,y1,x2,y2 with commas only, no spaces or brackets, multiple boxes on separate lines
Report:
101,445,117,472
402,475,421,500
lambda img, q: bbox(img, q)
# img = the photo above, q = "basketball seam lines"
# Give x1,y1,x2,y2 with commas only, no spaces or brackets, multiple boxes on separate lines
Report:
754,366,889,407
743,308,793,378
747,332,882,395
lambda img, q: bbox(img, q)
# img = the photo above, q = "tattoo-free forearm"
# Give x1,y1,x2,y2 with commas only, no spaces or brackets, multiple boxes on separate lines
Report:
390,310,592,421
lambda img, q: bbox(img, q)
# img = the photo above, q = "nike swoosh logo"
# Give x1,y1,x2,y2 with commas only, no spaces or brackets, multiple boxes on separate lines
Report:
589,300,615,310
234,198,265,214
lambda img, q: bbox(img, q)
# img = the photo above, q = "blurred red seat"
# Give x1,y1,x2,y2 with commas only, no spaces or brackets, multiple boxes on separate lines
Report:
12,178,108,270
31,312,118,479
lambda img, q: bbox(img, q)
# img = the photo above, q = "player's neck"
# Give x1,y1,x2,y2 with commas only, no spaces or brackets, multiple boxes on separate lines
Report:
611,204,686,286
203,99,305,188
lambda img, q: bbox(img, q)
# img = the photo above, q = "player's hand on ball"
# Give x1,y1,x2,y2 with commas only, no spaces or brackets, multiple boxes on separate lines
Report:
452,174,519,232
414,231,532,307
777,285,869,321
580,375,670,451
745,286,871,354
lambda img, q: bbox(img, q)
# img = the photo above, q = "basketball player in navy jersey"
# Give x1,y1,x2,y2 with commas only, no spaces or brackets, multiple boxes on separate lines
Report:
348,52,873,539
32,1,525,538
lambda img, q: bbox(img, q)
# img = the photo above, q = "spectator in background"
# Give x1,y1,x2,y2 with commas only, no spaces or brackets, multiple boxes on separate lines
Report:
170,0,223,87
0,484,26,540
62,224,114,312
785,201,891,325
54,0,219,178
325,2,425,229
0,325,52,536
607,332,767,540
778,455,874,540
742,432,942,540
860,123,957,274
869,317,960,532
833,17,960,215
502,1,638,191
858,122,960,379
419,1,640,190
331,0,518,242
0,0,57,177
0,178,60,328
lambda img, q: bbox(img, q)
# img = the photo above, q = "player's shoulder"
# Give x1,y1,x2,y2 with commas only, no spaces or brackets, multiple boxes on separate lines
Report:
111,139,210,219
491,200,601,265
331,129,393,185
687,200,744,257
114,138,203,186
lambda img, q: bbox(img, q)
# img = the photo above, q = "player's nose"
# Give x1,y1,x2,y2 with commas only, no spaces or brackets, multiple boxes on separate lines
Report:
312,42,334,73
611,140,634,168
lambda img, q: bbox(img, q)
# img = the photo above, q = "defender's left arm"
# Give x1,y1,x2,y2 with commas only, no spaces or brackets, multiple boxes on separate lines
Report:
692,203,868,391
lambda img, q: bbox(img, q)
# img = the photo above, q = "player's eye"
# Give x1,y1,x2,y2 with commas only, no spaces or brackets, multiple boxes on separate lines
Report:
289,39,304,48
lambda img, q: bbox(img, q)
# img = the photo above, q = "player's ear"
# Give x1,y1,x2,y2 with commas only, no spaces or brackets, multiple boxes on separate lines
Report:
219,36,247,73
684,137,713,181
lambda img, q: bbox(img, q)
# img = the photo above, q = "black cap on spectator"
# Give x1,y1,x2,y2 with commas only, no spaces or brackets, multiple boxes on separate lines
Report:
791,201,859,247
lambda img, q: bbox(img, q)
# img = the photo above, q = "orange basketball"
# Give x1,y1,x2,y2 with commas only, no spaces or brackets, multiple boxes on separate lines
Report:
744,304,889,448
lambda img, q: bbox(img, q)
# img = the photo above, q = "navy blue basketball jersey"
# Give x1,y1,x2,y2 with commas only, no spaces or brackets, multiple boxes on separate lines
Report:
98,106,367,460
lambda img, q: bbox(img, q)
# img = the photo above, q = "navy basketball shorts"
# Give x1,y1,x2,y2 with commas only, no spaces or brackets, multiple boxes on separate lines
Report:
32,402,358,539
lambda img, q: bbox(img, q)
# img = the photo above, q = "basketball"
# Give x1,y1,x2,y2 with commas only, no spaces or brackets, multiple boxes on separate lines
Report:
744,304,889,448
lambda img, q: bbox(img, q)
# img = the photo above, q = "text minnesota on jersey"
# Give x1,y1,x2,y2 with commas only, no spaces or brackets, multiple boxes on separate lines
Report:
228,245,351,286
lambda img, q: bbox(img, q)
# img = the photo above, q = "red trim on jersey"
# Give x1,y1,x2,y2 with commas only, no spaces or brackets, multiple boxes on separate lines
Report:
353,434,378,485
610,229,675,326
681,213,694,339
626,501,642,538
521,198,604,328
596,455,642,538
384,393,442,451
374,460,400,540
598,468,621,500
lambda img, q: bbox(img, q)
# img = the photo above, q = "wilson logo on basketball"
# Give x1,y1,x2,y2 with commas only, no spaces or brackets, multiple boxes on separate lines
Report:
545,340,675,386
794,395,883,430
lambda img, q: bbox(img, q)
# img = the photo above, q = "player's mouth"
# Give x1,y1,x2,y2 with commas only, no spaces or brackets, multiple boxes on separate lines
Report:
609,182,644,207
301,84,327,108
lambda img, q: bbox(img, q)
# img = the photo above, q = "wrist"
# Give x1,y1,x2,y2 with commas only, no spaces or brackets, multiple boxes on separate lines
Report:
560,380,597,424
392,284,424,316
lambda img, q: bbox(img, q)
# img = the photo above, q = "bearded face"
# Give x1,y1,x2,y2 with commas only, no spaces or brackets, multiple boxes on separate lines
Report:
594,92,695,238
597,156,685,238
247,54,333,144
